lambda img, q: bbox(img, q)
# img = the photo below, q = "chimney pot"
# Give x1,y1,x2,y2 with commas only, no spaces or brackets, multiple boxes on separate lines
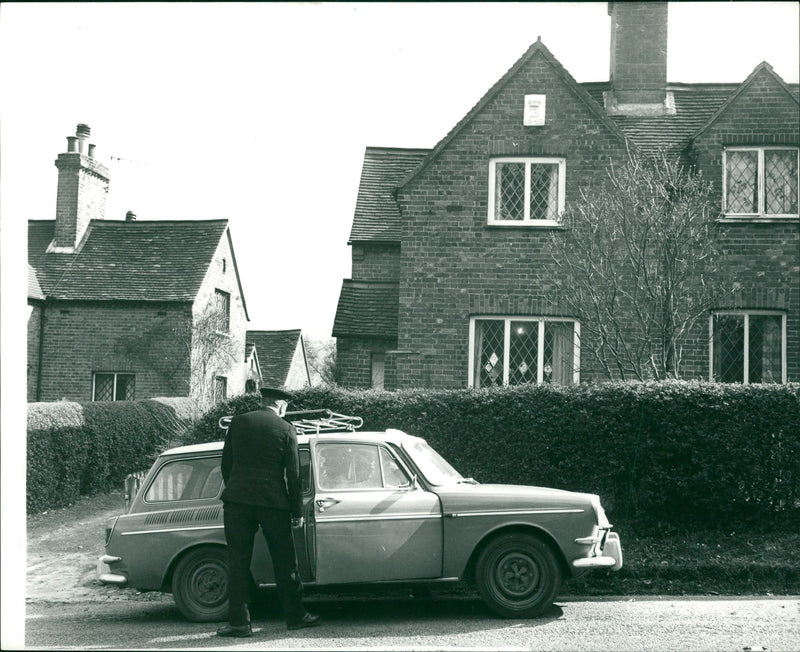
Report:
88,143,96,158
125,211,137,221
76,124,90,154
67,136,79,153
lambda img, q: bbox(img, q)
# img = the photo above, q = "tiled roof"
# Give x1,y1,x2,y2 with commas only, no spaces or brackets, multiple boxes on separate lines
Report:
28,219,228,301
349,147,430,243
247,329,302,387
351,63,798,245
583,81,796,157
332,280,398,338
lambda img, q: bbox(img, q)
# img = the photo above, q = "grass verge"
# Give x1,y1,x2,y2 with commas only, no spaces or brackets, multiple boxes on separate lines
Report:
563,530,800,596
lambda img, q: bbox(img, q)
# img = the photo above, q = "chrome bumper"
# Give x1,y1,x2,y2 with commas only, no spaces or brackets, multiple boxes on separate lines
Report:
97,555,127,585
573,531,623,571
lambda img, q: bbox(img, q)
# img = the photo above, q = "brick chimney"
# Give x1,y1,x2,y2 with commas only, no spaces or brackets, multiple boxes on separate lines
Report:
51,124,110,252
604,1,674,116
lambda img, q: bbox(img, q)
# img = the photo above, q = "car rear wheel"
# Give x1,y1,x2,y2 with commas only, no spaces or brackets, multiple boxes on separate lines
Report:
172,547,229,622
475,533,562,618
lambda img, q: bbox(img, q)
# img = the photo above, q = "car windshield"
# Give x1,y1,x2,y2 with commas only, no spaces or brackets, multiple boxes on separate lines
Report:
402,438,465,486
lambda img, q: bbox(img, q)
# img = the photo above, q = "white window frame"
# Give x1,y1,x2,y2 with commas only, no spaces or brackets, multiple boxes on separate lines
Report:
709,310,787,384
722,146,799,219
468,316,580,387
488,157,566,226
92,372,135,401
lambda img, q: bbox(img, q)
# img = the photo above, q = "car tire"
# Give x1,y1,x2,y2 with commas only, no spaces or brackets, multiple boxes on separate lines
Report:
172,547,229,622
475,533,562,618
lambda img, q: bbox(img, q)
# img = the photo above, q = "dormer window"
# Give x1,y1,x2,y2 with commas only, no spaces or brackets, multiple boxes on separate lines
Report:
488,157,565,225
723,147,799,218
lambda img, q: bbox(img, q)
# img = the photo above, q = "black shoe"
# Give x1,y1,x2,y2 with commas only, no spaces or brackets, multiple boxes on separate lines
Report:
216,623,253,638
287,612,320,630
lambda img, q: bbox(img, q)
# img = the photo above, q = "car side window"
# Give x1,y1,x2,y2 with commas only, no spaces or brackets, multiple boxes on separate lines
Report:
380,447,410,488
145,457,223,503
299,448,312,495
316,443,409,490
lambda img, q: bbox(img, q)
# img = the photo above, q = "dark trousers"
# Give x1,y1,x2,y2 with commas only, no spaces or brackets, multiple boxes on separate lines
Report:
223,501,305,625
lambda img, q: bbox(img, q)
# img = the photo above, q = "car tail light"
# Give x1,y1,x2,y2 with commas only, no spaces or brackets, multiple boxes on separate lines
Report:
104,516,119,546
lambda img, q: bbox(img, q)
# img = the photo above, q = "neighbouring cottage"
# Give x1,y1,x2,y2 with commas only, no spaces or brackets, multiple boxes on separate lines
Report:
333,2,799,390
246,329,311,392
28,124,264,407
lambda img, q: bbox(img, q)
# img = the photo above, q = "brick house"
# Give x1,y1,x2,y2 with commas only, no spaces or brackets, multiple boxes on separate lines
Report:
246,329,311,391
28,124,251,408
333,2,799,390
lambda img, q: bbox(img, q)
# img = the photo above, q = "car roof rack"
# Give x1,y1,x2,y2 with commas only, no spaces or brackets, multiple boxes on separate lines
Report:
218,409,363,434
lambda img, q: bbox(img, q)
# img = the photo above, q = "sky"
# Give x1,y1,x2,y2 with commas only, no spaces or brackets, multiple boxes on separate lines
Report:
0,2,798,644
1,2,798,340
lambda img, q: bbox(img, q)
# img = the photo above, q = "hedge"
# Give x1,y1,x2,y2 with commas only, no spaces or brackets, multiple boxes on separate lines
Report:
28,382,799,532
189,381,800,532
26,397,195,514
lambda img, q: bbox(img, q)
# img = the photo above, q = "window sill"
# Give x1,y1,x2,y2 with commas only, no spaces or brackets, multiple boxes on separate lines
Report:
486,221,566,230
717,215,799,224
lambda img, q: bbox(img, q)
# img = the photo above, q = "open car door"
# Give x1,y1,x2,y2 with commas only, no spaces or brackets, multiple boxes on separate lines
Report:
309,439,443,585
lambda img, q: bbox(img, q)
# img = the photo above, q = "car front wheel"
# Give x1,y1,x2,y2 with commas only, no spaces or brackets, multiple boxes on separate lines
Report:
475,533,562,618
172,547,229,622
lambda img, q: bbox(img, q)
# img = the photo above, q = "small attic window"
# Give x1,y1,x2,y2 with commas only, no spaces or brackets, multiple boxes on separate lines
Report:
523,94,546,126
221,258,227,273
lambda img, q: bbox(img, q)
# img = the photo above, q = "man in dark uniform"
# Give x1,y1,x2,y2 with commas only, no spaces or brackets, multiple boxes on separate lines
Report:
216,386,320,637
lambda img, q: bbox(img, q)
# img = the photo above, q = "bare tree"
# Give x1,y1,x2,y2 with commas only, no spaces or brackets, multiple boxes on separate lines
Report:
552,151,731,380
304,337,339,386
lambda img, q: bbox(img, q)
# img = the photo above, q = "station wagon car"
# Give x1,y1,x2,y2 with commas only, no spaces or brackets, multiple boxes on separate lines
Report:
98,411,622,621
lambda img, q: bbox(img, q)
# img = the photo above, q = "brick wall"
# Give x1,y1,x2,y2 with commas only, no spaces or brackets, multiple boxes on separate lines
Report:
609,1,668,96
690,70,800,381
393,49,632,389
337,336,396,388
53,153,109,249
37,300,192,401
351,243,400,281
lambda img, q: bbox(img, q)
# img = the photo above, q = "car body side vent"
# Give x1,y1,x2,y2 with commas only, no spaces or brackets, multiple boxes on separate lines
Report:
145,506,222,526
144,511,172,526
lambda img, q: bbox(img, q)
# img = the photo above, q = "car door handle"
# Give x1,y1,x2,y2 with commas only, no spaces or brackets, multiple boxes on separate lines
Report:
315,497,341,512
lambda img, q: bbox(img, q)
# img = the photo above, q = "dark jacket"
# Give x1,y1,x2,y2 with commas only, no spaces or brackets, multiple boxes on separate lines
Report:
220,408,302,518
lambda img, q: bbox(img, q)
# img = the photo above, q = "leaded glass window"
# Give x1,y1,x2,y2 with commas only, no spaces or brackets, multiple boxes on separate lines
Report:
93,372,135,401
489,158,565,224
724,147,799,217
471,317,579,387
711,312,785,383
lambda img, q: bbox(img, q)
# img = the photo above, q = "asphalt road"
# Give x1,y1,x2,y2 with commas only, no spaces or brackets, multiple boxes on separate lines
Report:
22,593,800,651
